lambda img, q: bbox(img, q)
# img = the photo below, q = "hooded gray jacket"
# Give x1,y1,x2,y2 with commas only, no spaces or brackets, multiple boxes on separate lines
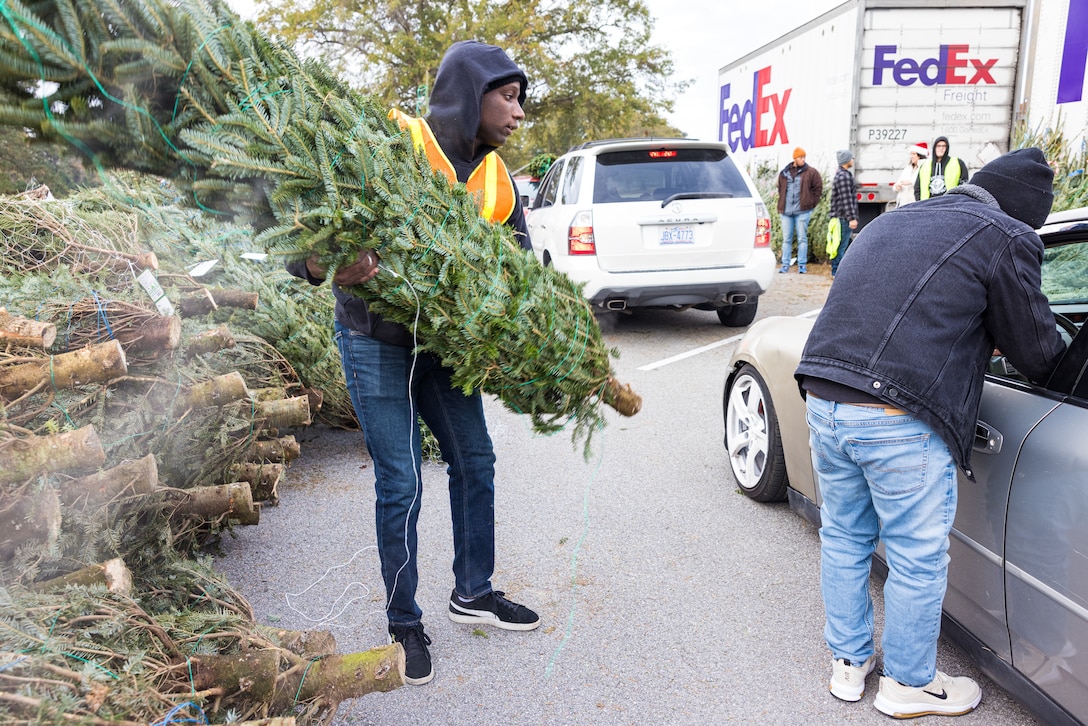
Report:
795,184,1066,476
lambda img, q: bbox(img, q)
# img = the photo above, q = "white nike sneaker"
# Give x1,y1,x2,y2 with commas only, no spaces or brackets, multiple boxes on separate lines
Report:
873,670,982,718
829,655,877,701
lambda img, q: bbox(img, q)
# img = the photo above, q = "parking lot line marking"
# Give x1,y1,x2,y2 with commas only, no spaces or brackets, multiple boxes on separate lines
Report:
636,308,822,371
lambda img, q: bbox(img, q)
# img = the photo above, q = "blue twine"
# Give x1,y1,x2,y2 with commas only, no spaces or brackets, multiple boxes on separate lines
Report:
150,701,209,726
0,656,29,673
90,291,115,342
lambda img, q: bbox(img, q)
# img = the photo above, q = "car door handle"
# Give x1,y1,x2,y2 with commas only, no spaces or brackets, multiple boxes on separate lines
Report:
973,420,1003,454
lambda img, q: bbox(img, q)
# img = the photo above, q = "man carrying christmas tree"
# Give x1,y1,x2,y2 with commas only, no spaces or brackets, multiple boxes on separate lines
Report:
286,40,539,686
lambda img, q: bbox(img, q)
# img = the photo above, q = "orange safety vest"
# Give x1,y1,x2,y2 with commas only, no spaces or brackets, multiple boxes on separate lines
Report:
388,108,517,224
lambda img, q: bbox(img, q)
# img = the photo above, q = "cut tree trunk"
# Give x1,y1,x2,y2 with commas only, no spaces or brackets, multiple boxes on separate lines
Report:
177,289,218,316
175,372,250,412
183,644,404,708
0,308,57,349
0,487,61,559
31,558,133,595
261,628,337,660
302,387,324,415
169,482,260,525
229,463,283,504
102,250,159,273
0,340,128,400
255,396,311,430
58,454,158,508
112,314,182,354
245,436,300,464
209,288,259,310
184,325,237,358
0,425,106,486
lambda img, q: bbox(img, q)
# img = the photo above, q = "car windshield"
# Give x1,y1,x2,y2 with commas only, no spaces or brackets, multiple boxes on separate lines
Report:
1041,233,1088,308
592,148,752,204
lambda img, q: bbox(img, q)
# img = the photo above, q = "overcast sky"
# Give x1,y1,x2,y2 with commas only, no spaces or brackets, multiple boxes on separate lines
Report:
227,0,846,141
642,0,844,140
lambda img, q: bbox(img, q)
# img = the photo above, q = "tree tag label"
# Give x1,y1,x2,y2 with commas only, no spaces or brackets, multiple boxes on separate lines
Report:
189,259,219,277
136,269,174,316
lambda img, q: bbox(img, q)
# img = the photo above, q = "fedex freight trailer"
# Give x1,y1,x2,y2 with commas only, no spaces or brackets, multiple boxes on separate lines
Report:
717,0,1086,221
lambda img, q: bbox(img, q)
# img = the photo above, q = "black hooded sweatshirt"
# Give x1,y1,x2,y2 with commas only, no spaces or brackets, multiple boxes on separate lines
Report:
287,40,532,347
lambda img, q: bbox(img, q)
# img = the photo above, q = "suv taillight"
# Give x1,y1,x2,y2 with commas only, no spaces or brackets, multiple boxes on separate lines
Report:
754,201,771,248
568,210,596,255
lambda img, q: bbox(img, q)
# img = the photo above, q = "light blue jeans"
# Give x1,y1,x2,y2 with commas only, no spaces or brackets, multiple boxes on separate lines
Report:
805,395,957,687
780,209,813,271
335,322,498,627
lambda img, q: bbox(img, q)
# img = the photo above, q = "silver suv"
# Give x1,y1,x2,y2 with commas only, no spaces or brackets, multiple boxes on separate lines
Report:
525,138,774,326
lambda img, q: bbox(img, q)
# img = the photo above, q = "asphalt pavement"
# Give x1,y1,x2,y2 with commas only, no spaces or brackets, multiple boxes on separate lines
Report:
214,265,1041,725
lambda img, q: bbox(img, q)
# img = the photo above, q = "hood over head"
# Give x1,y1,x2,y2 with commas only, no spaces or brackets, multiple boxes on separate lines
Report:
969,147,1054,229
426,41,528,177
932,135,951,160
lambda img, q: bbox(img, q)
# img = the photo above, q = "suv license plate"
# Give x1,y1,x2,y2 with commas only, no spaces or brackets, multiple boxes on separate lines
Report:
658,225,695,246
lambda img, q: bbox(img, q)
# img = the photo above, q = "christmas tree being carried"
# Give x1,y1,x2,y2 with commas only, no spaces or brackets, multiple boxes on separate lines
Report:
0,0,640,446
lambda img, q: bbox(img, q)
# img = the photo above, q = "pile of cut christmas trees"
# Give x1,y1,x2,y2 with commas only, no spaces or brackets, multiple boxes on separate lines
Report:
0,0,641,721
0,177,406,724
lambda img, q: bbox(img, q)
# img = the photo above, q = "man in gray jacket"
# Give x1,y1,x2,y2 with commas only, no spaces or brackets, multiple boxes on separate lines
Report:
794,148,1066,718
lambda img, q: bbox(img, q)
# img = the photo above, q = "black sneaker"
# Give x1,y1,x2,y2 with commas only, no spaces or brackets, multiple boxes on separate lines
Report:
448,589,541,631
388,623,433,685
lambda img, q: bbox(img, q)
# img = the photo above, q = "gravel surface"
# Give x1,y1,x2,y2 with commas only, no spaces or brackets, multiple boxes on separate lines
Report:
214,264,1040,725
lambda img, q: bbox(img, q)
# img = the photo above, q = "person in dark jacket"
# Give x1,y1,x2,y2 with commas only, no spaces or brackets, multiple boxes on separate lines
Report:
914,135,969,200
286,40,539,687
776,147,823,273
827,149,859,276
794,148,1065,718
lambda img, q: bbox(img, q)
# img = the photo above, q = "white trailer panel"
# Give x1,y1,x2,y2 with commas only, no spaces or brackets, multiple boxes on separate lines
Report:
717,4,859,175
1024,0,1088,147
717,0,1028,213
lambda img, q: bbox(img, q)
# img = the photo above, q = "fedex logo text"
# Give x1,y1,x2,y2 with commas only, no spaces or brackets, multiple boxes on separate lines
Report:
873,45,998,86
719,66,791,152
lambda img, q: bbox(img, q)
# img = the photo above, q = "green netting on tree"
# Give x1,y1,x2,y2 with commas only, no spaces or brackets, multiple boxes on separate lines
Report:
0,0,640,449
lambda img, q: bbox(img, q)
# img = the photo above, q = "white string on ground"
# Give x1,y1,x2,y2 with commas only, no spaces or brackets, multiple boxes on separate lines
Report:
283,546,379,629
545,437,606,678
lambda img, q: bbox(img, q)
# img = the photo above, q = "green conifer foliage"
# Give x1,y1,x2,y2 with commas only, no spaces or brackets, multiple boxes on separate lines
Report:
0,0,640,448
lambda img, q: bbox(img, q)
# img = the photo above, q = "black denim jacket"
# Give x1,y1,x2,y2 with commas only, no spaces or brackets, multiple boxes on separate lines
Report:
795,185,1066,477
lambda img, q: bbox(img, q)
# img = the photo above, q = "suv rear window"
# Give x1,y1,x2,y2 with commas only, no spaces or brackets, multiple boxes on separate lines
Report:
592,148,752,204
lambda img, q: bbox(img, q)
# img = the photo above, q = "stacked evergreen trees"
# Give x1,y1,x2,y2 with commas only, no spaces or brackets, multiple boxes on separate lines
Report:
0,0,639,446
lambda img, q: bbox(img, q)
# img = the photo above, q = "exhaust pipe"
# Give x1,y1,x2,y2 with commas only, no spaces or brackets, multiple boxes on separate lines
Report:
605,298,628,311
726,293,748,305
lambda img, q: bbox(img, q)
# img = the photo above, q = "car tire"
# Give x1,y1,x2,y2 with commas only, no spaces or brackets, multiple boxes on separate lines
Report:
724,364,789,502
716,300,758,327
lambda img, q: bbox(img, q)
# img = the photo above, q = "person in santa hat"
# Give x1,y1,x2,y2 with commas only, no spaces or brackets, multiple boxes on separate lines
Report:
893,142,928,208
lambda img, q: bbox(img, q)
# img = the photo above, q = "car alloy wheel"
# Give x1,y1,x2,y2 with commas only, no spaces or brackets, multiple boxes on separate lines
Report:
724,364,788,502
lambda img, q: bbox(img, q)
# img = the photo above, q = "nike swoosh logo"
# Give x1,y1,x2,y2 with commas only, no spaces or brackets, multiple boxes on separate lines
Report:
923,689,948,700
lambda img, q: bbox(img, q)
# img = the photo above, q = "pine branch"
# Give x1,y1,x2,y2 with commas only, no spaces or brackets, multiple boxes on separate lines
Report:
0,0,642,450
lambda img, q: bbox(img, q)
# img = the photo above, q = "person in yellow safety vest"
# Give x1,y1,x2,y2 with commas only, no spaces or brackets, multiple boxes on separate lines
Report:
285,40,539,689
914,136,969,200
389,108,520,226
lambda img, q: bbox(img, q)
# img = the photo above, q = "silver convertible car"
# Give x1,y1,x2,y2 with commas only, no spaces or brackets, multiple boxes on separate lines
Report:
723,207,1088,725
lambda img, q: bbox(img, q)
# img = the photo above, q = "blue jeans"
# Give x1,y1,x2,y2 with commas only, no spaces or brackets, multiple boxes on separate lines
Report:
805,395,957,687
829,218,853,276
780,209,813,271
335,322,497,626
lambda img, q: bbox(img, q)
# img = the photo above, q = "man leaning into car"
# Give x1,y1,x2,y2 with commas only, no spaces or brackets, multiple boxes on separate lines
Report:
793,148,1067,718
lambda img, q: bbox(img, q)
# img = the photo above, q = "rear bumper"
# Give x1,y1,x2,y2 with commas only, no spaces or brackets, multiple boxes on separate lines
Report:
589,280,767,309
575,249,776,309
